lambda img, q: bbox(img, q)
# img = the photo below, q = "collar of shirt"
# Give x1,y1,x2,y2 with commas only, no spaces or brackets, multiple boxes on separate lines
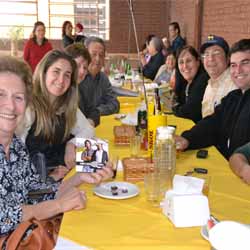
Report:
208,68,230,88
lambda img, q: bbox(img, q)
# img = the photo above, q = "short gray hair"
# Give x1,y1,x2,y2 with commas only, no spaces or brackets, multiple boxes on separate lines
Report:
151,37,163,52
84,36,106,51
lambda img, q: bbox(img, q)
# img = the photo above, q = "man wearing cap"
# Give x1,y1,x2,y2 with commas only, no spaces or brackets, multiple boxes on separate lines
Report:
175,39,250,160
201,35,237,118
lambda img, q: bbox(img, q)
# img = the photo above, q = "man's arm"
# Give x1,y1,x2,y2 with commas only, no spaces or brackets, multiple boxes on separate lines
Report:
229,142,250,184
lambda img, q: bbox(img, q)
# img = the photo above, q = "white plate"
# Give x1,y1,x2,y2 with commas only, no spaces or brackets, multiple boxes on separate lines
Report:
93,181,139,200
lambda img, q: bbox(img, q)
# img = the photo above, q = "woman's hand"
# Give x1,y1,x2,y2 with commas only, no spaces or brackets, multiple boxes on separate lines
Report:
78,163,114,185
56,187,87,212
49,165,69,181
64,142,76,170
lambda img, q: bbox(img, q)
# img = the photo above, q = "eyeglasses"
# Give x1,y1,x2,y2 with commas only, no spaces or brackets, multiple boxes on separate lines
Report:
201,50,223,59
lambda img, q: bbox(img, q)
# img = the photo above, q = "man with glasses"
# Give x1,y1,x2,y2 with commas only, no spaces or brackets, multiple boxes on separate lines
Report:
175,39,250,160
201,35,237,118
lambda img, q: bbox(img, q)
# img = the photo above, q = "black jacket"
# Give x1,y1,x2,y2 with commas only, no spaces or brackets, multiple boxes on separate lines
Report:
142,52,165,80
182,89,250,159
79,72,120,118
173,67,209,123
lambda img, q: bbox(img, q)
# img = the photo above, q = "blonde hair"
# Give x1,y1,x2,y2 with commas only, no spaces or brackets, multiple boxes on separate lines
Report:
32,49,78,143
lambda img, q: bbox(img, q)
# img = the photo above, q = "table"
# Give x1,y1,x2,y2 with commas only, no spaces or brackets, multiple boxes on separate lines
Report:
58,97,250,250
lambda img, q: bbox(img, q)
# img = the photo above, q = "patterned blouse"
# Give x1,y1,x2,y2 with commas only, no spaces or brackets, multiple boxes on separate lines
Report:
0,136,59,235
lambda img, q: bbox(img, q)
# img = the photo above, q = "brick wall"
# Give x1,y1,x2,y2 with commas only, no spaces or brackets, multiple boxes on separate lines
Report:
202,0,250,46
168,0,250,49
168,0,196,46
107,0,169,53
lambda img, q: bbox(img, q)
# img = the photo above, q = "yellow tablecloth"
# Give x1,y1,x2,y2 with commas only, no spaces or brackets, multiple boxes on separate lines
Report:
58,97,250,250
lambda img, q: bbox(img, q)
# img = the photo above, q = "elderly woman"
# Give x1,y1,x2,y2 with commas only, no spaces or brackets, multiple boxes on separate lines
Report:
16,50,95,182
172,45,209,123
0,56,113,236
140,36,165,80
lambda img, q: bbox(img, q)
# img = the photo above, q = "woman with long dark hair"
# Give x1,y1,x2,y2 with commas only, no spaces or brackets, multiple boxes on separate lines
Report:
23,21,53,72
173,45,209,123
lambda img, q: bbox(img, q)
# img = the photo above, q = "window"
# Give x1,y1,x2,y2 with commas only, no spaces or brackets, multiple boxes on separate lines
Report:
0,0,38,39
48,0,110,40
0,0,110,40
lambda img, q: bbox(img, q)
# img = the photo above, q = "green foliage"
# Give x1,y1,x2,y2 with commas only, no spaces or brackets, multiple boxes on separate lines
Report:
8,26,24,41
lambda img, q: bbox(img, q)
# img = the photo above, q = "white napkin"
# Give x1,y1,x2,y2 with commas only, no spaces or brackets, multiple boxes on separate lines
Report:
209,221,250,250
121,111,138,125
162,175,210,227
171,174,205,195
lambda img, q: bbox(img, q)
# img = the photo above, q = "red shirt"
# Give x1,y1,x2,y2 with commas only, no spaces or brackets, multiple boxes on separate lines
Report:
23,39,53,72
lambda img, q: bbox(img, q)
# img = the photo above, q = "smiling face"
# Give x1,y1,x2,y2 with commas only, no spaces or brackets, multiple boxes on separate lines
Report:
0,72,26,137
178,50,200,83
202,45,228,80
74,56,89,83
230,50,250,91
35,24,45,41
88,42,105,76
45,58,72,102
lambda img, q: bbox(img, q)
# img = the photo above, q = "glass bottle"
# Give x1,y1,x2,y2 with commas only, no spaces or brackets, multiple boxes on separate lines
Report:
154,126,176,192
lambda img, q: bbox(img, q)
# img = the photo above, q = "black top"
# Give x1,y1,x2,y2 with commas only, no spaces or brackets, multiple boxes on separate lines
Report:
182,89,250,159
75,34,87,44
79,72,120,117
142,52,165,80
26,114,73,167
62,35,74,48
173,66,209,123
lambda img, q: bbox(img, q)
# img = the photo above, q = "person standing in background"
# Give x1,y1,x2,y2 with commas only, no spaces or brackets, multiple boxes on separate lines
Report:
62,21,74,48
23,21,52,72
167,22,186,53
75,23,87,44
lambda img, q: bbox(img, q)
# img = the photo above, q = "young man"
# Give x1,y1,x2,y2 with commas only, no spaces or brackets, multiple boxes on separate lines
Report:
80,37,120,116
65,43,100,127
175,39,250,160
167,22,186,53
201,35,237,118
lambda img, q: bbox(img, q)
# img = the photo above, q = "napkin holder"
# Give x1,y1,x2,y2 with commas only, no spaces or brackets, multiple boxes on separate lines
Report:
162,191,210,228
122,157,154,182
113,125,136,145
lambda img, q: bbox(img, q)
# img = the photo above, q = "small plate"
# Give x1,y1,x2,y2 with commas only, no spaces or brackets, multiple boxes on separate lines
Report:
93,181,139,200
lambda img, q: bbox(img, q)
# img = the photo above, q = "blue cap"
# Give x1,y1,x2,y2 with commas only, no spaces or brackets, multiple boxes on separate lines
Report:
200,35,229,55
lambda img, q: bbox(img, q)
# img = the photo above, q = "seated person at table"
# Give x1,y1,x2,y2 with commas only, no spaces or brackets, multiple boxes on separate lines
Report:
140,34,156,64
0,55,113,236
172,46,209,123
229,142,250,184
80,36,120,116
175,39,250,160
154,51,176,85
201,35,237,118
16,50,94,182
65,43,100,127
141,36,165,80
